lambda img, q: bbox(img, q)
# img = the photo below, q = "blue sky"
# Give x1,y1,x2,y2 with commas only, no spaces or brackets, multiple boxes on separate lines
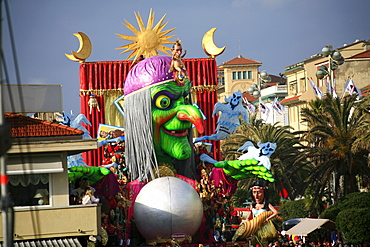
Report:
2,0,370,114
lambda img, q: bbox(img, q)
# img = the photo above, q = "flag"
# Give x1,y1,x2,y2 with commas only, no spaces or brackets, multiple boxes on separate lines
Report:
332,87,338,99
259,99,270,116
326,77,332,94
332,79,338,98
344,78,362,99
272,97,285,115
242,97,256,114
326,78,338,98
309,79,323,99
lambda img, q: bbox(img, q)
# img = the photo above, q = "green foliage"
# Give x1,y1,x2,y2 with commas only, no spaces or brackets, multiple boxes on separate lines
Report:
320,192,370,222
336,208,370,244
231,187,251,208
320,192,370,244
299,94,370,205
278,199,310,220
221,114,307,201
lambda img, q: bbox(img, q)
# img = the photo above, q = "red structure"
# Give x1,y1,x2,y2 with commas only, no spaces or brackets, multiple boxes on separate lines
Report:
79,57,221,167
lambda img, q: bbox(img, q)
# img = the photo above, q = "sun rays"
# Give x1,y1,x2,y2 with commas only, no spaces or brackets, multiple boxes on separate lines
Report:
116,9,177,62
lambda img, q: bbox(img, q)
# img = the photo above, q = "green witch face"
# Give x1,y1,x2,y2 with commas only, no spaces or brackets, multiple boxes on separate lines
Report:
151,79,204,160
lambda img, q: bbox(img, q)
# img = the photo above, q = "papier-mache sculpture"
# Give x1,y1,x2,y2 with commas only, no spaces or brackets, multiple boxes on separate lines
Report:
194,90,249,142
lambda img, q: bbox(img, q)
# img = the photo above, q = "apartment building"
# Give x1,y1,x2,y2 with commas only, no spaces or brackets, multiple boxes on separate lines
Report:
281,40,370,131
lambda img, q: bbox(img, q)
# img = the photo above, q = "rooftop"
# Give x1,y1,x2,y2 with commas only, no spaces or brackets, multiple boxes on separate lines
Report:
347,49,370,59
5,113,83,139
219,55,262,66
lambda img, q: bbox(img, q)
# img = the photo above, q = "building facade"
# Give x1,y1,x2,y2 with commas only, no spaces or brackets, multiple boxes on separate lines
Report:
217,55,288,125
281,40,370,132
2,113,100,245
217,55,262,102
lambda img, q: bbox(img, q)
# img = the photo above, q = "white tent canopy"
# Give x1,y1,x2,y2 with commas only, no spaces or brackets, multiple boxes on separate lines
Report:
285,218,336,237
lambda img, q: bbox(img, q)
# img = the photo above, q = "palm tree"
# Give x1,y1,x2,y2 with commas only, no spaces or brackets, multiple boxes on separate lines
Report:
298,94,370,204
221,114,308,201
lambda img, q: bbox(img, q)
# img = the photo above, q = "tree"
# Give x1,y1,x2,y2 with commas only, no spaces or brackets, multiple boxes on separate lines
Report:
298,94,370,204
221,114,308,201
320,192,370,221
336,208,370,245
320,192,370,245
278,199,310,220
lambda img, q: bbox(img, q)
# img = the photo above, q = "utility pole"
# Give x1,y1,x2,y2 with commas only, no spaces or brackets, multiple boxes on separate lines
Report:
0,0,15,246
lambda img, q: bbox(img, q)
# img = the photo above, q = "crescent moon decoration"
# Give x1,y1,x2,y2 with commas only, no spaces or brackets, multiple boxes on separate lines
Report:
115,8,177,63
65,32,92,62
202,28,226,58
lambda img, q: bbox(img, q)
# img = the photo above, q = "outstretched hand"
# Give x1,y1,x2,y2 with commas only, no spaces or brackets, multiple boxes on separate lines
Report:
214,159,274,182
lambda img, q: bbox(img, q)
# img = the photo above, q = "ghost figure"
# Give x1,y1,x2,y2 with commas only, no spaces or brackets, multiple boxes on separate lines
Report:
194,90,249,142
237,141,276,170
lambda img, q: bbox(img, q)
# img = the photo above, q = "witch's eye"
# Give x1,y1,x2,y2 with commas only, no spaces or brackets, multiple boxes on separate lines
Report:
156,95,171,109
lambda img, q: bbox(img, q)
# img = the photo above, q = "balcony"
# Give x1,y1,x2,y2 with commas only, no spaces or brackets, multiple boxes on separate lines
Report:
261,85,288,97
0,204,101,241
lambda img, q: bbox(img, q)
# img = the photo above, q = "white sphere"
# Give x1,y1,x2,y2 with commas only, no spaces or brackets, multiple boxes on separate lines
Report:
260,71,269,80
134,177,203,242
253,90,260,97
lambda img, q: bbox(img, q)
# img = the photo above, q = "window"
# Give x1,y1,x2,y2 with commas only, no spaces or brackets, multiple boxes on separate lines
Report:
218,77,225,85
233,71,252,80
9,174,50,206
300,78,307,92
289,81,298,95
248,71,253,79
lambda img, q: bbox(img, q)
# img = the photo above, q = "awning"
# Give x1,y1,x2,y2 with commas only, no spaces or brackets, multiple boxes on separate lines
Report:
285,218,336,236
282,218,304,231
0,238,82,247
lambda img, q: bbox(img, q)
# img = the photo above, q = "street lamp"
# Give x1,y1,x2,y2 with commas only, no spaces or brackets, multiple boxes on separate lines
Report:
248,70,271,98
315,45,345,90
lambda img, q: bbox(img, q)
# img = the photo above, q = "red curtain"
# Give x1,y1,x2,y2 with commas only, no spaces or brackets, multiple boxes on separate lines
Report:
79,58,220,167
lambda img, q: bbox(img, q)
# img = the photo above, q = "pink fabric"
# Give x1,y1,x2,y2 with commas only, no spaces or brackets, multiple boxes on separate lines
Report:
209,168,237,195
174,174,197,189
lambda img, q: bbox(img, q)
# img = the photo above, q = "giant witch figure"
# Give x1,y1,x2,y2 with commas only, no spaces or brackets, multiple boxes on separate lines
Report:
123,55,204,181
122,55,274,183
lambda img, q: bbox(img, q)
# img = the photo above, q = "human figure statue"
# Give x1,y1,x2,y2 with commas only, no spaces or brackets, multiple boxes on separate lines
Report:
232,179,278,243
169,39,187,84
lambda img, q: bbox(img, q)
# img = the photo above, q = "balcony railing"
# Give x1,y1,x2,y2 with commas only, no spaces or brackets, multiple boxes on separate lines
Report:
0,204,101,241
261,85,287,97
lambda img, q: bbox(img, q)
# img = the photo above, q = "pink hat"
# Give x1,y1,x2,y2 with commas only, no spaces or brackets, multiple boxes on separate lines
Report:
124,55,174,96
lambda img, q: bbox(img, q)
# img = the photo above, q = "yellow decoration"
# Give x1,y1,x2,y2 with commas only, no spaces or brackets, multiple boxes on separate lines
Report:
116,9,177,63
65,32,92,62
202,28,226,58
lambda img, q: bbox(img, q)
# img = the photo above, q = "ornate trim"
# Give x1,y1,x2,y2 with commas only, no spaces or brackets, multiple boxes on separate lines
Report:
191,85,219,93
79,89,124,97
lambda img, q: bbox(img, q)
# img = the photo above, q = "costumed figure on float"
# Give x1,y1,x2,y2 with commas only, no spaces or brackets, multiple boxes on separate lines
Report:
232,179,279,245
120,50,276,245
194,90,250,142
122,54,205,245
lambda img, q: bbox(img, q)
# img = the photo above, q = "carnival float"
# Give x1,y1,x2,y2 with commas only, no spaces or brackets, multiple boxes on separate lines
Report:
65,9,278,246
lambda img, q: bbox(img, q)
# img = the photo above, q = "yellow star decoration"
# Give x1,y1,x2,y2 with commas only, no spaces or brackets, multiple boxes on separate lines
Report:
115,9,177,62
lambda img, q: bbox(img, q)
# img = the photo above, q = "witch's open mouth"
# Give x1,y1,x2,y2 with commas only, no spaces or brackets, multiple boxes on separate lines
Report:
162,127,189,137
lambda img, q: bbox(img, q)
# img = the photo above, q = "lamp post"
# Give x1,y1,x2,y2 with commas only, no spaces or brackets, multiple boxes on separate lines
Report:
315,45,345,90
248,70,271,98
